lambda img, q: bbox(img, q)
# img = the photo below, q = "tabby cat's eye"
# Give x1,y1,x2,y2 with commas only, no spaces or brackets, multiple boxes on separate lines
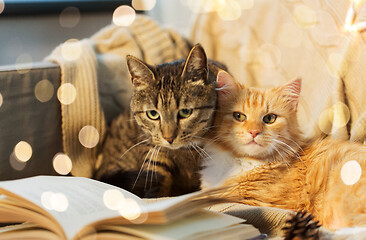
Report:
178,109,193,119
146,110,160,120
263,114,277,124
233,112,246,122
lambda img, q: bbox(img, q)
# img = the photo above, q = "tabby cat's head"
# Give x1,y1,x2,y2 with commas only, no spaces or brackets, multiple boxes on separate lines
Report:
126,44,217,149
214,71,303,160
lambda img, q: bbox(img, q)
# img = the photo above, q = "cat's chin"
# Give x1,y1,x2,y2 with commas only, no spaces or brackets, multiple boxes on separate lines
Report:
237,143,270,159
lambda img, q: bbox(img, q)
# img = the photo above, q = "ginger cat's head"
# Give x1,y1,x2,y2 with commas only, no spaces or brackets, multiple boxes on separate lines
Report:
213,71,304,160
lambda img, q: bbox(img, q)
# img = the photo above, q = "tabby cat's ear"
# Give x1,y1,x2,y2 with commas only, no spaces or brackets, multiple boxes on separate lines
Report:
279,78,301,111
216,70,239,106
181,44,208,82
126,55,155,89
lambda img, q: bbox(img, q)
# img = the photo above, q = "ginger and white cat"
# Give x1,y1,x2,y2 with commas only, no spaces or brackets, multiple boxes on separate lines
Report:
200,71,366,230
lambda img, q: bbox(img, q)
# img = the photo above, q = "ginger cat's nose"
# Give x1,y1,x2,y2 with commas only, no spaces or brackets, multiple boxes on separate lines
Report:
248,129,261,138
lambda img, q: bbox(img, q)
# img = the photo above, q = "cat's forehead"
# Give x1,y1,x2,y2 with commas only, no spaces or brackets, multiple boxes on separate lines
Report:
235,87,282,112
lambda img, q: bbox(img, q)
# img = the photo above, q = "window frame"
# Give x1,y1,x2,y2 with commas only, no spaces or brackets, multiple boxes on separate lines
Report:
1,0,132,15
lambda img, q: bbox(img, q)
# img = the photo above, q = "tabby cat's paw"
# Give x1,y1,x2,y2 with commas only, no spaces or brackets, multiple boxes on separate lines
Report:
282,210,321,240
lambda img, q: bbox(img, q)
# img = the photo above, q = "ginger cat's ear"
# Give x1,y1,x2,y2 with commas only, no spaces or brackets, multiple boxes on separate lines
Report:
126,55,155,89
216,70,239,106
280,78,301,111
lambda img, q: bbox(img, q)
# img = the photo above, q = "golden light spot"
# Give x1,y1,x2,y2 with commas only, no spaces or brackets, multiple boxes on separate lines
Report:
257,43,282,68
330,102,350,129
9,152,27,171
41,192,69,212
318,108,332,134
103,189,126,210
0,93,3,108
118,198,141,220
278,22,303,48
34,79,54,103
327,53,343,77
15,53,33,74
218,0,242,21
113,5,136,27
186,0,215,13
59,7,81,28
14,141,32,162
293,4,317,28
318,102,350,134
61,39,82,61
341,160,362,185
238,0,254,10
57,83,77,105
0,0,4,14
78,125,100,148
132,0,156,11
53,153,72,175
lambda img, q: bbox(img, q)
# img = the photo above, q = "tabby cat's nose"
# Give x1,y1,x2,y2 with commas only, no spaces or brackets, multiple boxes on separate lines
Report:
164,137,174,144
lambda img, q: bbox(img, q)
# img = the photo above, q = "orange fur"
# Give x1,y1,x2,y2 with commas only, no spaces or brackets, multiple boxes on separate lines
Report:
204,72,366,230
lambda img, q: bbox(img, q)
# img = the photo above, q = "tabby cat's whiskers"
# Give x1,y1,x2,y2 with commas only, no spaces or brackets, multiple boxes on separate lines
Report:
118,139,149,161
133,148,154,190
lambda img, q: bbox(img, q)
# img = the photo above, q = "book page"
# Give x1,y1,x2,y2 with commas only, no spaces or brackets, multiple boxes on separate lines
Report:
93,210,249,240
0,176,145,240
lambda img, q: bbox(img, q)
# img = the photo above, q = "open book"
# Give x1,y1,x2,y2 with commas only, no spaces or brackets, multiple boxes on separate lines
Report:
0,176,261,240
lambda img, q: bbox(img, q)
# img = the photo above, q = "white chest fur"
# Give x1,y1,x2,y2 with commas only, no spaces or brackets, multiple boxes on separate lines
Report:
200,145,265,189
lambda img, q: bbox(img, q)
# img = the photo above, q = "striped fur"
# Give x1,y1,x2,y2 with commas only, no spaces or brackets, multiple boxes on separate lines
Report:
95,44,226,198
201,72,366,230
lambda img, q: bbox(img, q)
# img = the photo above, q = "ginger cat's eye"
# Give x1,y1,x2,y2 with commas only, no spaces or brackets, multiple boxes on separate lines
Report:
146,110,160,120
233,112,246,122
263,114,277,124
178,109,193,119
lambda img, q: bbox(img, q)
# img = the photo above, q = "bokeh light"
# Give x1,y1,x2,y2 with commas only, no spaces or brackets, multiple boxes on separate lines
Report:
318,108,332,134
132,0,156,11
330,102,350,129
257,43,282,68
57,83,77,105
118,198,142,220
41,191,69,212
0,0,4,14
34,79,54,103
293,4,317,28
14,141,32,162
185,0,210,13
217,0,242,21
59,7,81,28
15,53,33,74
0,93,3,108
341,160,362,185
61,39,82,61
318,102,350,134
113,5,136,27
103,189,126,210
78,125,100,149
9,152,27,171
327,53,343,77
53,153,72,175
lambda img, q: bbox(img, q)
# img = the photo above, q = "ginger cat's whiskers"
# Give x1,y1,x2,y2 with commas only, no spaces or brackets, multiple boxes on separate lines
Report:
200,72,366,230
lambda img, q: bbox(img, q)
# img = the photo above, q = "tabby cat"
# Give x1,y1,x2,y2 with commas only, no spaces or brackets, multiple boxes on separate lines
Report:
95,44,226,198
200,71,366,230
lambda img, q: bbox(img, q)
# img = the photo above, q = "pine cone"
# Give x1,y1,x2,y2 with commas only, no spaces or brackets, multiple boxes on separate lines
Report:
282,210,321,240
